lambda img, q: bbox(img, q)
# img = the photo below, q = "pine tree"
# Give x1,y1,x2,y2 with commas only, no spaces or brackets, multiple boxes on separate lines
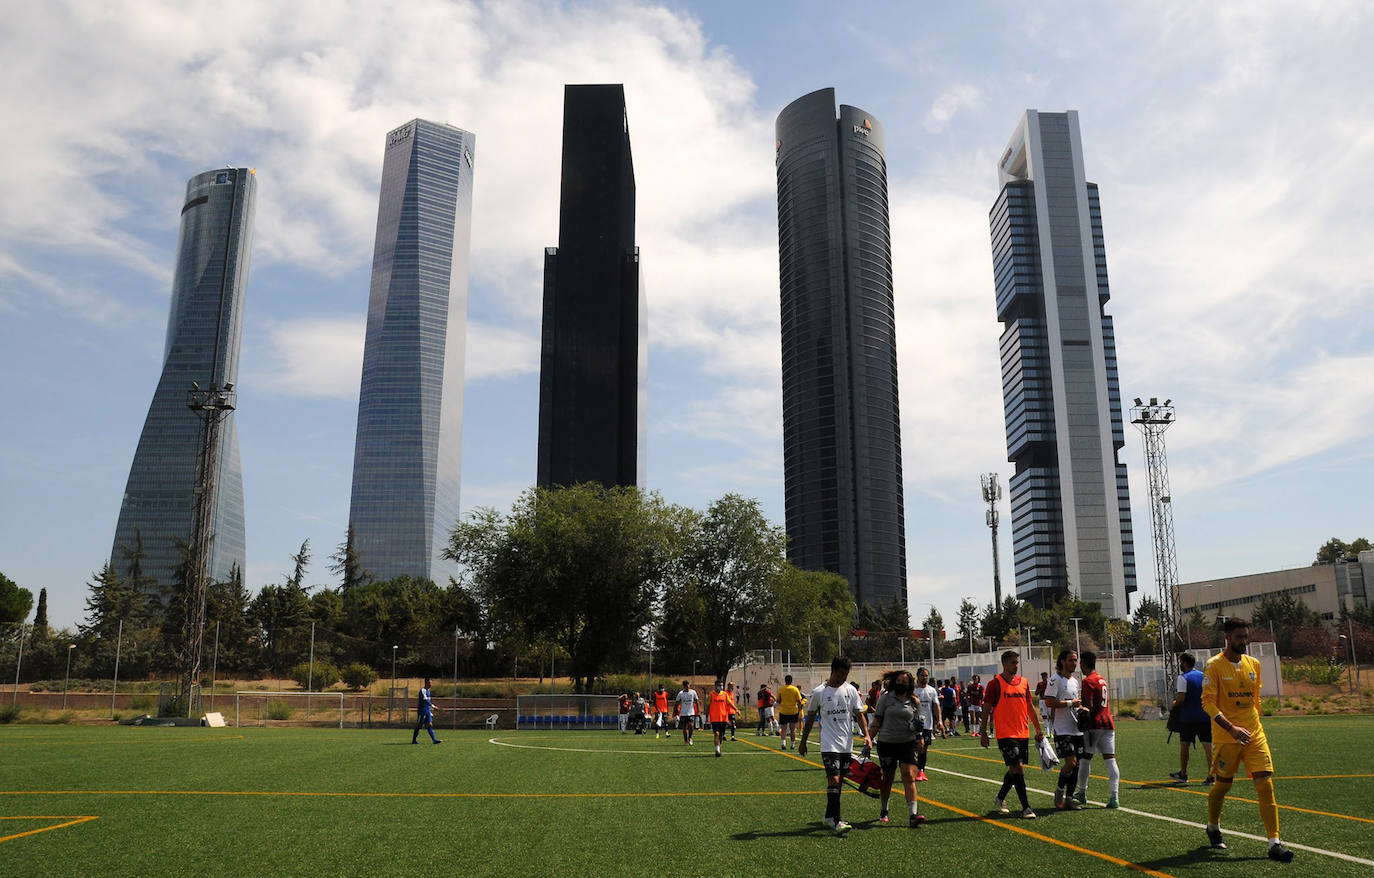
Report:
329,525,369,591
32,587,49,641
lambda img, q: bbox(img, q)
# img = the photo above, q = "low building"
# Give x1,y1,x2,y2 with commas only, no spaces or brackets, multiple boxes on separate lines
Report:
1179,551,1373,623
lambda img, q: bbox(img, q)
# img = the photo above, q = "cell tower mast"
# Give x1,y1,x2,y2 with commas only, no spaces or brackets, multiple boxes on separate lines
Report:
1130,397,1181,700
981,473,1003,607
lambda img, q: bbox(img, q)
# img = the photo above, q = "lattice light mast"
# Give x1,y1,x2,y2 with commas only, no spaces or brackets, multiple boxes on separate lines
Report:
981,473,1003,607
1130,397,1181,700
182,381,236,716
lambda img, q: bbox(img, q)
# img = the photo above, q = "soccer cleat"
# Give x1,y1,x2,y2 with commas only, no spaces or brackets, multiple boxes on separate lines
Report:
1105,796,1119,809
878,811,889,823
1267,842,1294,863
1062,798,1082,811
1203,775,1216,786
994,798,1009,815
1206,826,1226,849
915,771,928,782
909,813,926,828
1169,771,1187,783
1072,790,1087,806
832,819,852,836
1021,807,1037,819
1054,788,1064,808
433,739,442,744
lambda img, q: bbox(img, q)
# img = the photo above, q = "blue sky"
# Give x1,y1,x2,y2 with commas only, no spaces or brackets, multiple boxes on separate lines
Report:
2,1,1371,633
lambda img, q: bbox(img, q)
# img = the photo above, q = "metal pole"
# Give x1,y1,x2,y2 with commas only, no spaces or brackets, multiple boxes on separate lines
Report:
390,645,397,725
1070,617,1082,662
307,621,315,720
929,625,935,670
1268,618,1282,711
453,627,459,730
1349,608,1363,707
209,621,219,714
12,624,27,707
110,620,124,719
899,637,905,666
63,644,74,710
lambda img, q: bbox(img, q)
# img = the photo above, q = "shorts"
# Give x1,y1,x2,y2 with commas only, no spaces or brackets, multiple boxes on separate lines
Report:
1054,734,1086,759
417,712,433,725
711,721,729,735
821,751,853,779
1085,729,1116,755
1212,734,1274,778
779,713,799,725
918,728,934,746
876,740,919,773
761,706,775,719
1179,721,1212,744
997,738,1030,767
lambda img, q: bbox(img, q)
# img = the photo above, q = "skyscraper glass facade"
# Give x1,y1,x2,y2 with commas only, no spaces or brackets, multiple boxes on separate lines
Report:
990,110,1137,615
537,84,644,489
775,88,907,611
349,119,475,583
111,168,256,596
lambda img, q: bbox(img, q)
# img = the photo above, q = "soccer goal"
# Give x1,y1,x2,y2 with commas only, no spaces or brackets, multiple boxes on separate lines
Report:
515,694,621,730
234,691,351,728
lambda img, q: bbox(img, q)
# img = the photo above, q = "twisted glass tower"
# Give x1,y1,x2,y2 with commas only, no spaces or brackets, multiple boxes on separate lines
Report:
111,167,256,595
775,88,907,611
348,119,475,584
989,110,1137,615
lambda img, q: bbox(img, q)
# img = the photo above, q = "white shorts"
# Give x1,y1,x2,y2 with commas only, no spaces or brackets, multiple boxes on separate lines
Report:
761,706,774,719
1085,729,1116,755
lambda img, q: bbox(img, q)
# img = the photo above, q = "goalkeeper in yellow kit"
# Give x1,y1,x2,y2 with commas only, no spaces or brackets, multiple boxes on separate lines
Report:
1201,618,1293,862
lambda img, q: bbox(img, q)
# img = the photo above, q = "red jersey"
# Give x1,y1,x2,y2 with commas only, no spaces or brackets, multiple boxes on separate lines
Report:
966,682,984,705
757,688,775,708
1081,670,1114,730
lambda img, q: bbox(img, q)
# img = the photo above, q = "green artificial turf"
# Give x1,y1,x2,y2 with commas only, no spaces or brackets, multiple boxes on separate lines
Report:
2,716,1371,876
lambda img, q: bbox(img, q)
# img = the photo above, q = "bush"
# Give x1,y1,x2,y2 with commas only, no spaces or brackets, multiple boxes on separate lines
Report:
341,663,378,691
1286,661,1345,685
267,700,294,720
1116,701,1138,719
291,661,341,691
0,705,21,724
1261,697,1277,716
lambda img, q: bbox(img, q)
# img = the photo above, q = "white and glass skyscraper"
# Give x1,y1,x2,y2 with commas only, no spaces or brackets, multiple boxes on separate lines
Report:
348,119,475,583
111,167,256,595
989,110,1137,616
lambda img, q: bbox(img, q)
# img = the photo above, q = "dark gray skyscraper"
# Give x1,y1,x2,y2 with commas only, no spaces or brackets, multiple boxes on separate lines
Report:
349,119,475,583
775,88,906,611
989,110,1137,616
537,84,645,489
111,167,256,594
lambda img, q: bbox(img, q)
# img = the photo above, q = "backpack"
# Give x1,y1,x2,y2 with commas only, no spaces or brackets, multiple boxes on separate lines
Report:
845,757,883,797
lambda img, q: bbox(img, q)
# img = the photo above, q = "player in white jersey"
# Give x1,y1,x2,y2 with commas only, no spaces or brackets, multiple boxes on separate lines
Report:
912,667,944,782
799,656,872,836
1044,650,1084,810
674,680,699,745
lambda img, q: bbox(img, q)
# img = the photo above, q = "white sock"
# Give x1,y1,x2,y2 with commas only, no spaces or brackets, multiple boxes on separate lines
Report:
1107,758,1120,797
1269,837,1280,845
908,800,918,815
1076,758,1092,794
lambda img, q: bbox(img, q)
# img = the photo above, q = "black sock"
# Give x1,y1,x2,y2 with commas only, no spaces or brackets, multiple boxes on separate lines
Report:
918,749,927,771
826,786,841,821
1014,775,1029,808
1058,765,1074,790
998,772,1014,800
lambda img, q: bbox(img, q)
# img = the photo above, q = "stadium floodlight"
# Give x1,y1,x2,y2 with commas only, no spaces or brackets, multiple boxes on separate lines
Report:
63,643,75,710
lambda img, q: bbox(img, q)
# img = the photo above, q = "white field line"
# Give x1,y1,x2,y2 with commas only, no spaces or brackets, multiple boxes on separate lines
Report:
489,736,701,755
928,764,1374,868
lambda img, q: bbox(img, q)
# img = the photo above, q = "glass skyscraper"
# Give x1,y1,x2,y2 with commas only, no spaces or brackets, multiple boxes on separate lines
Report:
111,167,256,596
775,88,907,611
349,119,475,584
989,110,1137,616
537,84,645,489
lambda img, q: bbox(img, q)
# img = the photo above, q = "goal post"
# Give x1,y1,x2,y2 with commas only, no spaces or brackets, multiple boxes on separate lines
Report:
515,694,621,730
234,691,348,728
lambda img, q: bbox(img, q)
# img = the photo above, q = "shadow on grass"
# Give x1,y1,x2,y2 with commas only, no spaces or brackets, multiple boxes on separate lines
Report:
1135,846,1269,869
731,821,876,840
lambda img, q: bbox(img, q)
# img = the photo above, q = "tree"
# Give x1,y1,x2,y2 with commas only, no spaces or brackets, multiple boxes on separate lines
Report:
956,598,980,645
760,564,855,663
330,526,369,591
288,539,312,590
1314,537,1372,565
32,587,49,641
115,529,160,604
342,662,378,690
249,583,311,674
0,571,34,625
445,483,680,692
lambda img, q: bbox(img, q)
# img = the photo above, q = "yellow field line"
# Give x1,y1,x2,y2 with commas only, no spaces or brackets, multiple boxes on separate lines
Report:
738,739,1174,878
0,788,815,800
0,735,244,747
931,748,1374,825
0,816,97,844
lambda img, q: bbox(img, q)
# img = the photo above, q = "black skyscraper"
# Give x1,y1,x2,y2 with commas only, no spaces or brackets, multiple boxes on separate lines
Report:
775,88,907,611
537,84,645,489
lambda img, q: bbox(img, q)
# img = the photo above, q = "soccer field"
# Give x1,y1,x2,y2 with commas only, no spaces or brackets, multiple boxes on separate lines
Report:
2,716,1371,876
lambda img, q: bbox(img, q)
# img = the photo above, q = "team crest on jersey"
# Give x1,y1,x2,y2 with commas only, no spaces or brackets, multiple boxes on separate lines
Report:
1248,672,1255,681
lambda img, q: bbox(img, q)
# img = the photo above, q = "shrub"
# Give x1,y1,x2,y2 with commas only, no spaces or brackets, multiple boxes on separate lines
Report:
341,663,378,691
1287,661,1345,685
291,661,341,691
0,705,21,724
1261,697,1277,716
128,695,155,712
267,700,294,721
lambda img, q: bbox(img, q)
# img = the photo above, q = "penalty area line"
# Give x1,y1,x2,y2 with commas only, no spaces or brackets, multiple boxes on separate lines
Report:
0,815,98,844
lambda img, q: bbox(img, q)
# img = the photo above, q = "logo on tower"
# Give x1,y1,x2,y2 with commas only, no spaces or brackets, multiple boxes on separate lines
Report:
853,118,872,136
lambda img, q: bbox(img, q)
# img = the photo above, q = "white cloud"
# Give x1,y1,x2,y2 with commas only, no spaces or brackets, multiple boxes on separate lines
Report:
924,83,983,132
247,317,364,400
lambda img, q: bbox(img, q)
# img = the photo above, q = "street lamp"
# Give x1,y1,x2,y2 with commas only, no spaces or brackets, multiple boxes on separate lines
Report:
1069,617,1083,662
63,644,75,710
922,603,937,670
692,659,699,683
391,645,398,691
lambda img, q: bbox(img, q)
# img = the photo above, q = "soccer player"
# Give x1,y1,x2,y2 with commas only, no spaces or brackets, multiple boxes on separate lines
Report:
1203,618,1294,862
1170,652,1214,784
756,683,778,736
967,675,985,736
724,681,740,742
799,656,872,835
653,684,670,739
411,677,441,744
938,679,957,736
913,667,944,781
1035,671,1050,724
981,650,1044,819
1074,651,1120,808
707,679,731,756
618,691,631,734
777,674,803,750
1045,649,1084,811
870,669,926,827
675,679,699,745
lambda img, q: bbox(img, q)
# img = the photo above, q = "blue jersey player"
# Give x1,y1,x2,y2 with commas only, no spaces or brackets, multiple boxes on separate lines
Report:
412,677,442,744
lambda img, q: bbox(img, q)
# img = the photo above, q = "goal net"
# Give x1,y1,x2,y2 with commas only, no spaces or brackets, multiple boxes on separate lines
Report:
233,691,356,728
515,694,622,730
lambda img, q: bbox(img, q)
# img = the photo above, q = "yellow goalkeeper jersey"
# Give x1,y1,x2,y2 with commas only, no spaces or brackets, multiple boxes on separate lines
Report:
1201,652,1263,746
778,684,803,714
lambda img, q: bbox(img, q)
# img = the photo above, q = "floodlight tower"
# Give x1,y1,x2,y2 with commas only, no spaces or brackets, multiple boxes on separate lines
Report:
981,473,1003,607
1130,397,1181,701
182,381,236,715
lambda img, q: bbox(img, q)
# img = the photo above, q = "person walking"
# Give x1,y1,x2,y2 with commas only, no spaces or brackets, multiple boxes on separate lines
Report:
1202,619,1294,862
653,684,670,739
756,683,778,736
1045,649,1084,811
1170,652,1215,785
675,679,699,745
981,650,1045,819
618,691,631,734
870,669,926,827
707,679,732,757
913,667,944,782
1074,651,1120,808
777,674,804,750
967,675,985,736
411,678,441,745
798,657,872,836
